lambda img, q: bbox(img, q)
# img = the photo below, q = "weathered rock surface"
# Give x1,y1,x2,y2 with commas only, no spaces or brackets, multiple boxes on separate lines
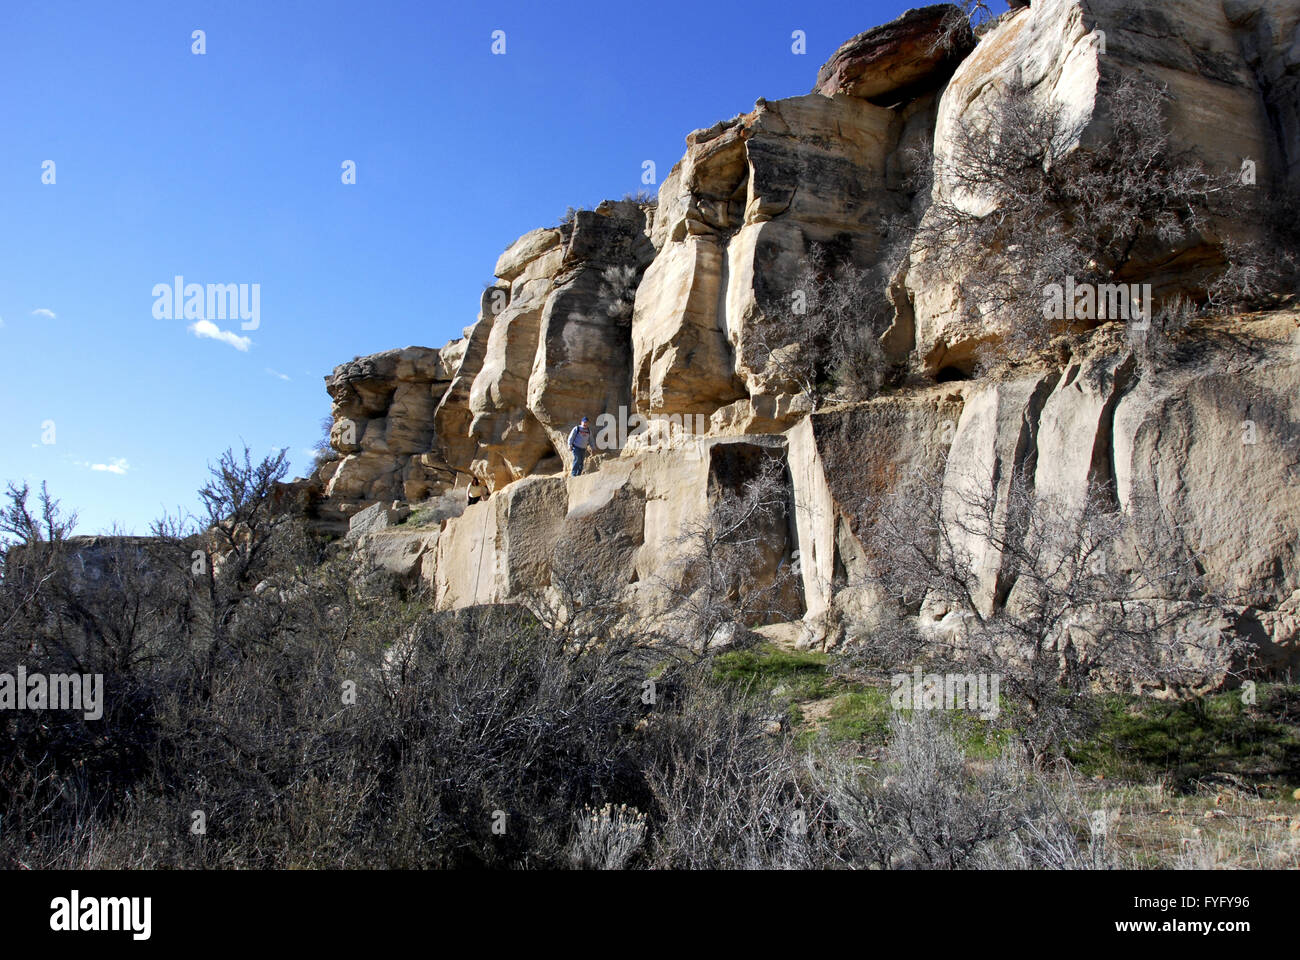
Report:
433,476,569,608
903,0,1298,373
353,527,441,594
468,231,566,488
432,437,802,627
345,500,410,541
433,293,497,481
788,388,966,625
1112,318,1300,614
292,2,1300,689
813,4,975,104
527,202,655,464
318,346,457,522
635,91,911,417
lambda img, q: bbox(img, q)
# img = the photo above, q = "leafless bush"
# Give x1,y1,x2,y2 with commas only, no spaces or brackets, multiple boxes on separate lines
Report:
659,451,801,654
598,264,639,326
745,244,897,409
931,1,1004,54
535,534,644,652
848,463,1251,760
1130,294,1194,373
814,711,1020,868
643,674,829,868
2,455,805,868
912,75,1253,367
312,415,340,472
976,763,1122,869
1208,188,1300,310
810,711,1117,869
0,482,77,642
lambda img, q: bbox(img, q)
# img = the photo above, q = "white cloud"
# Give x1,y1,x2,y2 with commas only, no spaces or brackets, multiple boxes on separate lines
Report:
189,319,251,352
31,308,56,319
89,458,129,475
0,315,5,327
265,367,291,381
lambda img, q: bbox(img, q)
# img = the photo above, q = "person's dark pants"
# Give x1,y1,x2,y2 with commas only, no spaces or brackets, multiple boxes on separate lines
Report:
571,447,586,476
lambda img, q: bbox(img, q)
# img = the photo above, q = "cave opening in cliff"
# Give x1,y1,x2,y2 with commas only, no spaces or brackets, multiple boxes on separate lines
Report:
935,365,971,383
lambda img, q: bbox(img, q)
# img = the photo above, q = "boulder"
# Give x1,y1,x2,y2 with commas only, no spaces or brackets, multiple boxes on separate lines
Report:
346,500,411,541
433,476,569,608
353,527,441,593
813,4,975,104
904,0,1292,372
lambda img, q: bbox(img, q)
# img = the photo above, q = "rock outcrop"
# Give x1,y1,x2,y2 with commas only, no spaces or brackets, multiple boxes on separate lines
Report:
316,347,458,523
813,4,975,103
901,0,1299,373
289,0,1300,689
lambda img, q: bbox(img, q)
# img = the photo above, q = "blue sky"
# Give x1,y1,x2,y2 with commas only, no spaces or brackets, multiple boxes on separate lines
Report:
0,0,932,534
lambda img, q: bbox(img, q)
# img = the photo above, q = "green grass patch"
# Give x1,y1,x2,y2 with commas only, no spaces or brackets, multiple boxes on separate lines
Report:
1067,684,1300,790
942,708,1011,760
809,686,1007,756
711,643,832,701
821,688,892,745
400,505,439,527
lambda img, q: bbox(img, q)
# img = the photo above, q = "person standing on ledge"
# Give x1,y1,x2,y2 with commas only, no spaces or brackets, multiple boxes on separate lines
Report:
467,476,488,505
567,416,592,477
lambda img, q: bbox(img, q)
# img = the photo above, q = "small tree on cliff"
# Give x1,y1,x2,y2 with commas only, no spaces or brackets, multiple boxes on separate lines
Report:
660,453,802,653
933,1,1006,51
745,244,896,410
910,75,1257,368
312,415,340,472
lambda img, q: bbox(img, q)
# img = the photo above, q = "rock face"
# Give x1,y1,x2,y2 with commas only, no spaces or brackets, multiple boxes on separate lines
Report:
813,4,975,103
433,476,569,608
788,387,966,622
902,0,1299,373
468,228,567,487
463,202,657,487
316,347,457,523
304,1,1300,689
1111,319,1300,614
432,436,802,626
528,203,655,462
1225,0,1300,193
634,92,914,417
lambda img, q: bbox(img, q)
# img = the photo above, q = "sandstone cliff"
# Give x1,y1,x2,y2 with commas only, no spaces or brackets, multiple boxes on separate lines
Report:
291,0,1300,689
